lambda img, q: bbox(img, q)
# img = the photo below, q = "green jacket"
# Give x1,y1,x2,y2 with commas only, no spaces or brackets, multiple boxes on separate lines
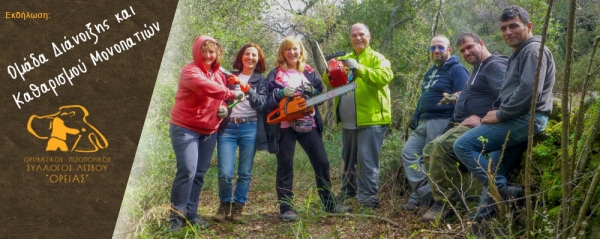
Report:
323,46,393,126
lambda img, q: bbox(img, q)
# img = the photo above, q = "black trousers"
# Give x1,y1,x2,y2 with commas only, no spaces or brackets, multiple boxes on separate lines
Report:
276,127,334,213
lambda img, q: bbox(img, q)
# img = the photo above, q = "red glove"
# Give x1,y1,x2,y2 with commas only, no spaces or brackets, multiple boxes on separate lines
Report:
227,75,250,93
239,83,250,93
227,75,240,85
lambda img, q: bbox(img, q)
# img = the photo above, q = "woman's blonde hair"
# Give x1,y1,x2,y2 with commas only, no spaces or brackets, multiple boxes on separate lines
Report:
275,36,306,72
202,40,223,66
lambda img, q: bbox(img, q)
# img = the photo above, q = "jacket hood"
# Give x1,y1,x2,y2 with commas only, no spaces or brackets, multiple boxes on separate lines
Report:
191,35,222,75
513,36,541,56
439,55,460,69
485,53,509,64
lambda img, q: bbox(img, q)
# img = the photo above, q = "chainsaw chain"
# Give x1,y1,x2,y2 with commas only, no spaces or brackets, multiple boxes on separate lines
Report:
325,52,347,61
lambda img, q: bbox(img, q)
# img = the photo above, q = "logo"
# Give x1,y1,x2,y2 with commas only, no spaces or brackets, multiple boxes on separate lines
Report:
27,105,108,152
423,69,439,90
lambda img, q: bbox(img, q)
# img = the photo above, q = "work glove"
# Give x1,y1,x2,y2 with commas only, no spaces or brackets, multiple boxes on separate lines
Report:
301,84,317,96
228,75,250,93
279,86,297,98
234,90,244,100
437,92,460,106
218,106,228,119
345,58,358,71
409,119,419,131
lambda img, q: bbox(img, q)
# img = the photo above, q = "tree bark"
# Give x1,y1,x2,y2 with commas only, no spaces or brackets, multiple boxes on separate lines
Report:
559,1,577,237
525,1,555,238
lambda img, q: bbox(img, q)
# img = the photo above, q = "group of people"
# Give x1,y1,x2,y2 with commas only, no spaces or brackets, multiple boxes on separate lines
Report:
163,4,555,235
401,5,555,229
165,22,392,232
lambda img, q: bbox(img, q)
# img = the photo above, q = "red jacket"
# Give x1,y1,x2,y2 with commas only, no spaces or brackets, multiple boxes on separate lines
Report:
170,36,237,134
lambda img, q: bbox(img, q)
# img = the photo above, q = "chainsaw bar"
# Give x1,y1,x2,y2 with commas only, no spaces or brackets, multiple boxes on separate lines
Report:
305,81,357,107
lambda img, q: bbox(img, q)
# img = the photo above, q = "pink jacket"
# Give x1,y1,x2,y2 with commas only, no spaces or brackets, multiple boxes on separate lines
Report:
170,36,237,134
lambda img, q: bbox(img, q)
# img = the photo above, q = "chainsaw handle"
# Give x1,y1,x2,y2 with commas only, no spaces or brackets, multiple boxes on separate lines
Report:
266,96,314,124
348,68,357,82
266,97,292,124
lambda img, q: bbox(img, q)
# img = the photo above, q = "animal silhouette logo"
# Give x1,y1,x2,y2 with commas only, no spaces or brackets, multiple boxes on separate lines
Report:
27,105,108,152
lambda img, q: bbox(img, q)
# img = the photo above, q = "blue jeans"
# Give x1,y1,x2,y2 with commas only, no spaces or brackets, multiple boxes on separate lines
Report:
217,122,257,204
453,112,548,220
169,123,217,220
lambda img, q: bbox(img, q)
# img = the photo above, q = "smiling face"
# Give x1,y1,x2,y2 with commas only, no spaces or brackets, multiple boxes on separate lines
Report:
350,24,371,55
458,36,485,65
200,40,222,71
501,16,533,50
430,36,452,66
203,49,216,69
241,47,258,72
284,43,301,69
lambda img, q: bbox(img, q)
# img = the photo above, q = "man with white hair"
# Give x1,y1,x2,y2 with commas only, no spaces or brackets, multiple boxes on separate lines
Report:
323,23,393,208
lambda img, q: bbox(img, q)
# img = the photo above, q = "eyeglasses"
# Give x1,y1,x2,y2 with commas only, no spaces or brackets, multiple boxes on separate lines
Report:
429,45,447,52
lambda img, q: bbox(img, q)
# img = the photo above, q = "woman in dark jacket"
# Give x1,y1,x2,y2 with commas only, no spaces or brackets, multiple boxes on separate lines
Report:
214,43,268,223
266,36,351,222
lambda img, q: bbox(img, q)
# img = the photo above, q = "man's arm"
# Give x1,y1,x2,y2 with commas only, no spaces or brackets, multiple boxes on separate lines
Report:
341,52,393,89
496,45,549,121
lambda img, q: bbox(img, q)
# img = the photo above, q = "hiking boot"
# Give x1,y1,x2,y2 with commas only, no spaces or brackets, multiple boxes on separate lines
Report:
501,185,525,207
421,201,452,222
281,210,297,222
189,216,210,229
327,204,353,213
231,202,244,222
358,196,380,209
213,201,231,222
168,217,185,232
403,192,433,211
402,201,419,211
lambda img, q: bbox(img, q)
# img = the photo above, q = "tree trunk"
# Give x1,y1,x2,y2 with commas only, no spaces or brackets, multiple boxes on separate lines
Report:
525,1,555,238
559,1,577,237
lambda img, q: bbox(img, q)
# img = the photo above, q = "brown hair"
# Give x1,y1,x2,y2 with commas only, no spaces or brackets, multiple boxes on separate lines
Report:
232,43,266,73
275,36,307,72
455,32,482,47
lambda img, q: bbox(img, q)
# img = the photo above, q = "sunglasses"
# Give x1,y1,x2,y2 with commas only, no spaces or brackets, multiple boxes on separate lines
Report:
429,45,447,52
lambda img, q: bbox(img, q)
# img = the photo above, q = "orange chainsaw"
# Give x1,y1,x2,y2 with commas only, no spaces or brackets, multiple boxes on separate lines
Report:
266,44,357,124
266,81,357,124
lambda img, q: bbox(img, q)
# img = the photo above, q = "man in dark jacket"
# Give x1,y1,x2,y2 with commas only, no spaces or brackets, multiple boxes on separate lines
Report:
420,32,525,222
453,5,555,226
401,35,469,211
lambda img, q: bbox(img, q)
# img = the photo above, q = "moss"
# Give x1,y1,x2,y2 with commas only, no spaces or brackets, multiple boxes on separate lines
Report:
532,143,559,169
540,170,562,202
547,206,561,221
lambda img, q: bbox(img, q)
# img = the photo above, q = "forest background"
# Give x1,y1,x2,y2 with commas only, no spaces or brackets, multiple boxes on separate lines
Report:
112,0,600,238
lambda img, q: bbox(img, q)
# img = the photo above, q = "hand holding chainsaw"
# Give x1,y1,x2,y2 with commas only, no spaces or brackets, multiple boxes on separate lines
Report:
279,86,297,98
301,83,317,97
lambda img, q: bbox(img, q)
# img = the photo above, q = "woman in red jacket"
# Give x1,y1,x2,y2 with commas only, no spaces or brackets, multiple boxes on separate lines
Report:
168,35,243,232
